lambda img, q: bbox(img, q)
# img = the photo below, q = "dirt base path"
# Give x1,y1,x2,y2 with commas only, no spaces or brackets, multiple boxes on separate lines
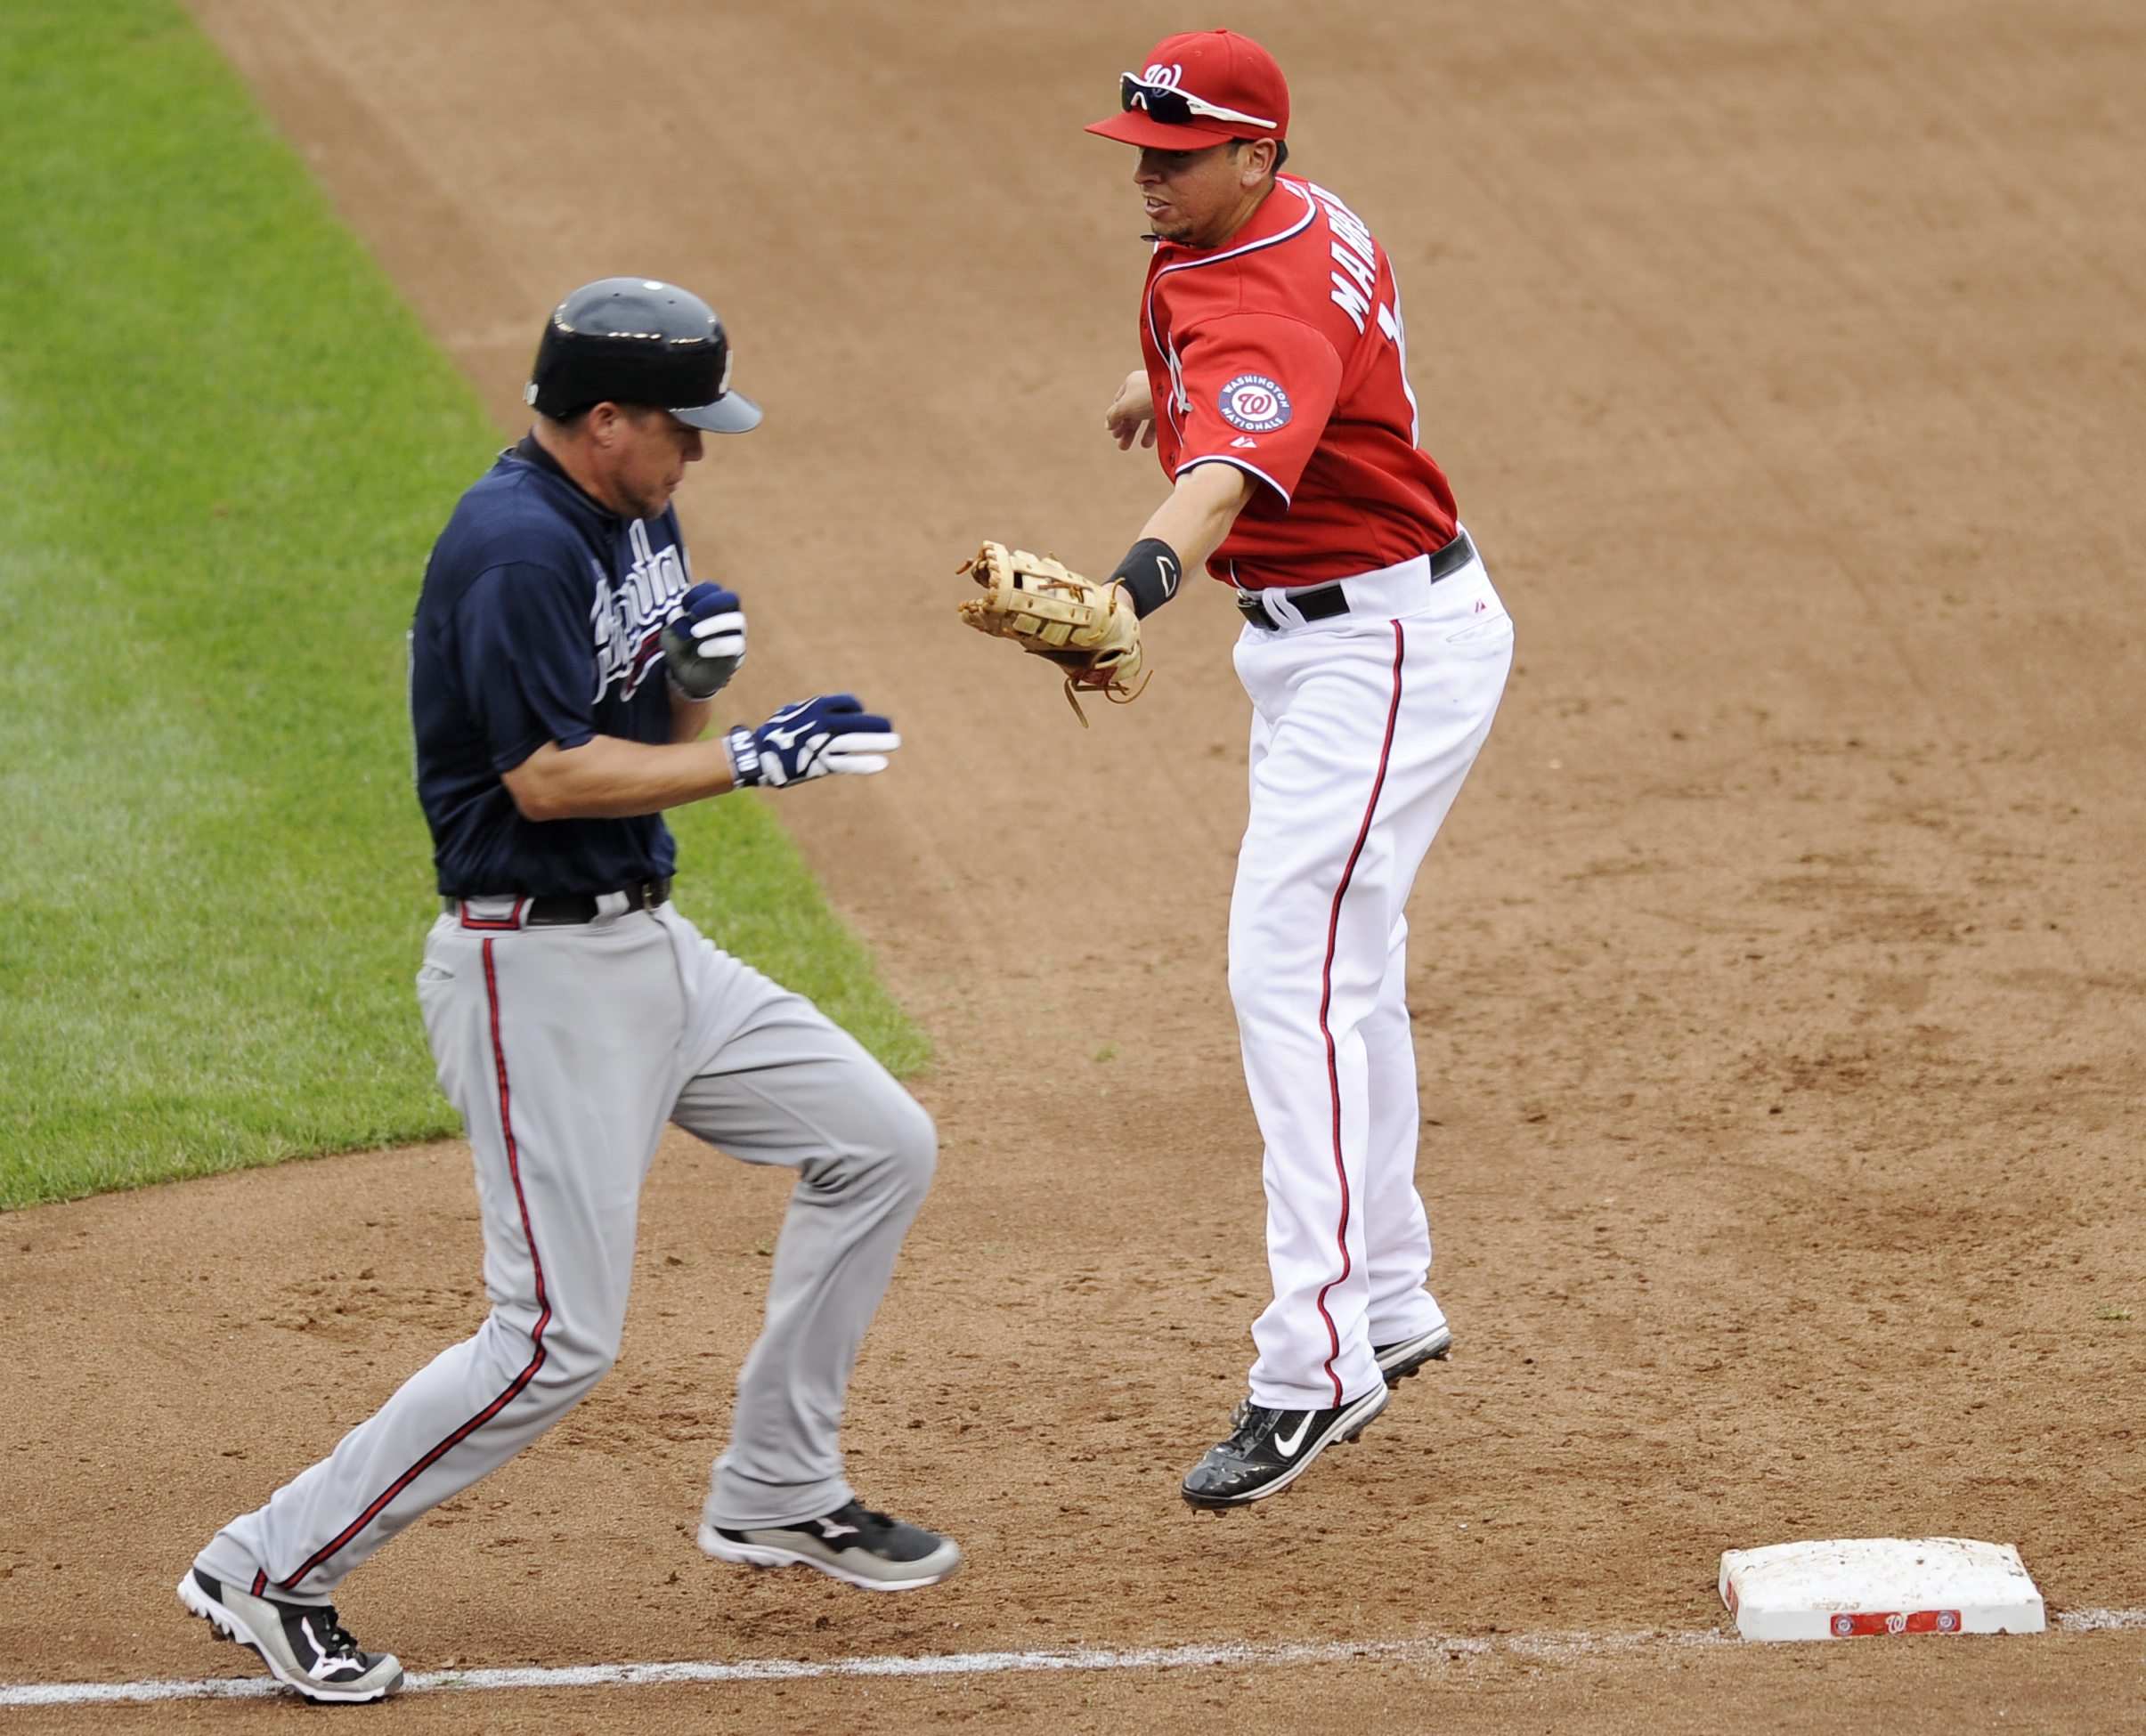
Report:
5,1,2145,1726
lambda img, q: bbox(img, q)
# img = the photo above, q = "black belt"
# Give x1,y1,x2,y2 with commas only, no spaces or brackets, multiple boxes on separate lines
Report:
1236,528,1475,631
443,878,671,927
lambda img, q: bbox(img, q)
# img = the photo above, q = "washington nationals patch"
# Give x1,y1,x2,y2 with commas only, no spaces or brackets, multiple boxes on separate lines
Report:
1219,374,1292,434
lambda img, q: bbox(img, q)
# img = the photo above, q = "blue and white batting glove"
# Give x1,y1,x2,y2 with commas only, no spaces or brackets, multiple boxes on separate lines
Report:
724,694,899,789
661,582,746,700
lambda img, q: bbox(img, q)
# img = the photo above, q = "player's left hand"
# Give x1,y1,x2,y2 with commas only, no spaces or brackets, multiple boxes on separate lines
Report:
1105,369,1158,450
662,582,746,700
955,540,1147,726
725,694,899,789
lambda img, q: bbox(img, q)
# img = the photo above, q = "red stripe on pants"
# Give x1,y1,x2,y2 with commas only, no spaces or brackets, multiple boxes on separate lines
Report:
278,937,554,1588
1310,622,1407,1407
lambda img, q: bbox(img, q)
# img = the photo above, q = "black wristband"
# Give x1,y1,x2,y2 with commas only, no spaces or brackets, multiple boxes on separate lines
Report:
1110,538,1183,620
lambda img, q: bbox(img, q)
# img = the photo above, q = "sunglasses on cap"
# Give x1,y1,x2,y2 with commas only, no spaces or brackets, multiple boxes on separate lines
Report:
1118,71,1278,133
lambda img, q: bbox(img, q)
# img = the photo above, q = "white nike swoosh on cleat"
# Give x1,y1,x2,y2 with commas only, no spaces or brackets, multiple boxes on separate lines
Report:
1273,1415,1313,1456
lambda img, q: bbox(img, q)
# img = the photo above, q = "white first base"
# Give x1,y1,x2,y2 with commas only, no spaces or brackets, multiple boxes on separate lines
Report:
1719,1538,2046,1642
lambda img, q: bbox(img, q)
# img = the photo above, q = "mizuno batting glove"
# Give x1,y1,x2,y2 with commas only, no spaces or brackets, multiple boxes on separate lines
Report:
661,582,746,700
724,694,900,789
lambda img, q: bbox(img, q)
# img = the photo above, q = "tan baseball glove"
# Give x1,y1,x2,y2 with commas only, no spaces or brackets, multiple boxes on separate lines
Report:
955,541,1148,726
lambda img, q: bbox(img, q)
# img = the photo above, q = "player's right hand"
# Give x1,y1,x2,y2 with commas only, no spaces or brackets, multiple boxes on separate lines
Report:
662,582,746,700
725,694,899,790
1105,369,1158,450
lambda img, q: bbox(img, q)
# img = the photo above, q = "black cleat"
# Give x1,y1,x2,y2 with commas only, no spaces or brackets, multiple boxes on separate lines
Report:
698,1499,961,1591
1180,1384,1390,1510
1374,1323,1453,1385
176,1569,403,1703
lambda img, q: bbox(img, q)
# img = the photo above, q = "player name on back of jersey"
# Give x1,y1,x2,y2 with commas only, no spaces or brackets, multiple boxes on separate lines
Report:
1309,182,1382,335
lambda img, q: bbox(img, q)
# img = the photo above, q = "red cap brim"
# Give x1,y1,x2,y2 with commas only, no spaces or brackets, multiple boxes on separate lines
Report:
1084,110,1240,150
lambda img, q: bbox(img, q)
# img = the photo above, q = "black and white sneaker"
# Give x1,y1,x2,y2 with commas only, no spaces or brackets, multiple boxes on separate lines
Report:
698,1499,961,1591
1375,1323,1453,1385
1180,1384,1390,1510
176,1569,403,1703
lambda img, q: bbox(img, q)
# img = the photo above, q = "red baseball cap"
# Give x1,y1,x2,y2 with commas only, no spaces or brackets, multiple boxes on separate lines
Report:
1085,29,1289,151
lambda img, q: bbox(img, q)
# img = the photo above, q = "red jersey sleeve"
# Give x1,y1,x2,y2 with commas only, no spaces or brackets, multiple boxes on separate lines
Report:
1168,313,1343,507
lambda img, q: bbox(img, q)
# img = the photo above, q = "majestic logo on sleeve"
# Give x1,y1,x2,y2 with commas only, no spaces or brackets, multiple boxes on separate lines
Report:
1219,375,1292,434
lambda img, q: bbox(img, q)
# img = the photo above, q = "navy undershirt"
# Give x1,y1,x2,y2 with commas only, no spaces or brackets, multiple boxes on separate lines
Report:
410,434,697,896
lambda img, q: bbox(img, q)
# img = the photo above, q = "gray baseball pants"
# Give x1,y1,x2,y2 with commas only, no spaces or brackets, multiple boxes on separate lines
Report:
195,901,934,1603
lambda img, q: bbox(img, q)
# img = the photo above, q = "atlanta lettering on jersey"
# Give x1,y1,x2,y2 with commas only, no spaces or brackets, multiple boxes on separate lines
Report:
589,517,693,702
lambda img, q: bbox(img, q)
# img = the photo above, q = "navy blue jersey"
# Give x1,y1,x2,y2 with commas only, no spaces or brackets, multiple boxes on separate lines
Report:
411,435,695,896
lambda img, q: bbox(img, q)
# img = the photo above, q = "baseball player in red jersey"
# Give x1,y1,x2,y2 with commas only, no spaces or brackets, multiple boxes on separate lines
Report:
1085,30,1515,1508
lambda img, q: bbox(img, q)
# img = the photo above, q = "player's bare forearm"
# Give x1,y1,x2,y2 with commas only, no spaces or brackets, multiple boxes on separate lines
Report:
1141,461,1256,576
670,688,715,744
1101,460,1256,618
502,734,736,822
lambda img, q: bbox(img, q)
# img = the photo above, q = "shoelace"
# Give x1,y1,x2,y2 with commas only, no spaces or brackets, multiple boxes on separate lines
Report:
1222,1402,1280,1453
840,1503,898,1541
798,1501,895,1544
292,1605,366,1663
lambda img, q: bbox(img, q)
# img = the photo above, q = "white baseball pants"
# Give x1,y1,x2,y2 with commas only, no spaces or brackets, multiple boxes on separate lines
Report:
1231,541,1512,1412
195,903,935,1603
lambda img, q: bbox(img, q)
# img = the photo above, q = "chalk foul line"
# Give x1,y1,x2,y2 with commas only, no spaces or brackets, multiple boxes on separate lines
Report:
4,1614,2137,1708
0,1633,1676,1708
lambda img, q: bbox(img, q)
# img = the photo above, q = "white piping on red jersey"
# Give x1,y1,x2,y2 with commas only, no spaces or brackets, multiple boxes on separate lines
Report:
1148,179,1320,280
1145,181,1321,452
1175,452,1292,510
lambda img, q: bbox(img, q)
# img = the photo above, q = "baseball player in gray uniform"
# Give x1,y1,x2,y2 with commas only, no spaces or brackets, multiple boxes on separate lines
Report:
177,279,958,1705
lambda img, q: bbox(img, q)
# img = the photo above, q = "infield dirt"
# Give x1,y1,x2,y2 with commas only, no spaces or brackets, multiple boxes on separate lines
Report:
4,2,2144,1729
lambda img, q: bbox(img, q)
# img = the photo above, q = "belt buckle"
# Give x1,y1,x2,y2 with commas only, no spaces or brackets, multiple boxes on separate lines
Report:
455,895,530,931
1235,588,1276,630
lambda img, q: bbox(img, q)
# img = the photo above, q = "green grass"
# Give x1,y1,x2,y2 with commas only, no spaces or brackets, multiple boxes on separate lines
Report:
0,0,926,1211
